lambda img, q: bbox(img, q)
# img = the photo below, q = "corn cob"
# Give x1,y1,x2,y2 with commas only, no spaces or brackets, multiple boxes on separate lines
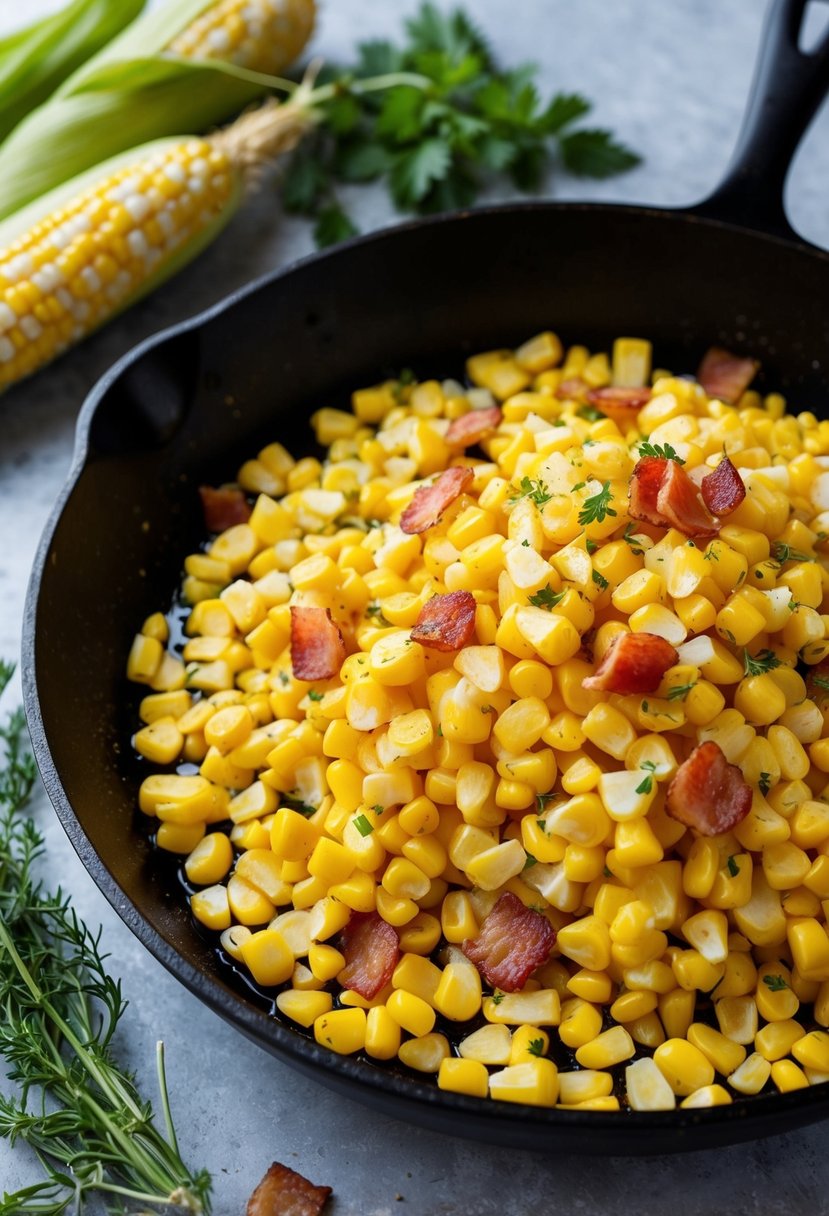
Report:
0,100,311,394
0,0,144,144
168,0,316,74
0,0,316,221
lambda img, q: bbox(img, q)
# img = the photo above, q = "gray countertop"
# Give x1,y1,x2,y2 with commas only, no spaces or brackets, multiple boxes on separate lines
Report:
2,1,829,1211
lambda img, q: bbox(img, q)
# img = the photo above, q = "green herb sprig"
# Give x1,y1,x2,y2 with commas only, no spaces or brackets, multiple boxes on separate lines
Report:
0,662,210,1215
578,481,616,527
636,441,685,465
282,3,640,245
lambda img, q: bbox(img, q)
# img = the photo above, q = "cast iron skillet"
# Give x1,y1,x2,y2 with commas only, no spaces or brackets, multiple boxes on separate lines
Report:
23,0,829,1153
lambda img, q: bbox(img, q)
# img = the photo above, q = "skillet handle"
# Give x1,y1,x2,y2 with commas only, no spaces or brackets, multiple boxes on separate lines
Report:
690,0,829,240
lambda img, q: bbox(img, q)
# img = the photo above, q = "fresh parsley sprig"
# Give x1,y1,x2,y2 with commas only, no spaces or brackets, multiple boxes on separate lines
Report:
636,441,685,465
510,477,553,507
578,481,616,527
281,3,640,245
743,648,781,677
0,663,211,1215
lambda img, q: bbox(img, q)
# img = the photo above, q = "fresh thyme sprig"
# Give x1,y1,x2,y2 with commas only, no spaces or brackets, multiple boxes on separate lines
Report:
281,3,640,245
0,662,210,1215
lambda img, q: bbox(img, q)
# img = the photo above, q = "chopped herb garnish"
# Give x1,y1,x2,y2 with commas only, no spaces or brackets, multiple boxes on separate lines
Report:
603,865,612,877
308,688,324,701
572,481,586,493
373,804,384,814
528,584,566,610
527,1037,545,1058
491,990,505,1006
726,855,740,877
523,852,538,870
667,682,697,701
621,522,644,555
521,538,530,547
592,568,609,591
577,405,605,422
578,480,616,526
636,441,685,465
703,546,719,562
278,670,290,686
812,675,829,694
510,476,553,507
771,542,815,564
480,704,494,714
763,974,788,992
585,537,598,554
635,761,658,795
758,772,772,796
743,647,781,676
353,813,374,837
392,367,415,400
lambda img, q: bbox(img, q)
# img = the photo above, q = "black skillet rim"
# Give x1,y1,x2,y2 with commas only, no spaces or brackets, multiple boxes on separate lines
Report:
22,199,829,1151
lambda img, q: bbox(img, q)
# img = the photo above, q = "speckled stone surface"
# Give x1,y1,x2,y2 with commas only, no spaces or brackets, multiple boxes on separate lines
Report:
2,1,829,1211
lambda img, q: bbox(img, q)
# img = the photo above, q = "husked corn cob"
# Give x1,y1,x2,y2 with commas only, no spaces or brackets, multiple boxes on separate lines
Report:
169,0,315,73
0,0,316,221
0,100,309,392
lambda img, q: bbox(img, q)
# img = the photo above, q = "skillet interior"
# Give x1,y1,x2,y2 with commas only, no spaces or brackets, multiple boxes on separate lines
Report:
24,202,829,1153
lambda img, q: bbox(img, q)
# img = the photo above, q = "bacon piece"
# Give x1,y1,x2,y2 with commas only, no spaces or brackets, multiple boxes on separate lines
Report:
410,590,476,652
629,456,719,539
290,606,346,682
198,485,250,532
247,1162,331,1216
463,892,556,993
697,346,760,403
338,912,399,1000
555,377,589,401
399,466,474,534
666,740,752,837
445,406,502,448
584,631,678,695
585,385,652,426
701,456,746,517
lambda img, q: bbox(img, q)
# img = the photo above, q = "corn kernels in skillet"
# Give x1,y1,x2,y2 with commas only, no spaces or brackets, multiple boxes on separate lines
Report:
129,333,829,1110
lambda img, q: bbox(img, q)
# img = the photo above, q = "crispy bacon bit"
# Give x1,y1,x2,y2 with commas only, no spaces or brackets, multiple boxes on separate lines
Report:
247,1162,331,1216
338,912,399,1000
555,377,589,401
290,606,346,682
629,456,719,539
701,456,746,517
445,405,502,448
198,485,250,532
666,740,752,837
585,385,652,423
400,466,474,534
410,590,476,652
584,631,678,695
697,346,760,403
462,892,556,992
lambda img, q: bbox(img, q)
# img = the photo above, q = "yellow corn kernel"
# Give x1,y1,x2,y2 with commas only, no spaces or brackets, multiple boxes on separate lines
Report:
488,1059,559,1107
189,881,230,930
483,989,560,1026
557,916,611,972
788,917,829,981
438,1057,489,1098
157,821,206,854
434,961,482,1022
770,1059,809,1093
575,1026,635,1070
625,1056,676,1111
386,989,436,1037
687,1022,746,1076
653,1038,714,1096
659,989,696,1040
126,634,163,684
558,998,603,1048
314,1007,367,1055
728,1052,772,1096
184,833,234,886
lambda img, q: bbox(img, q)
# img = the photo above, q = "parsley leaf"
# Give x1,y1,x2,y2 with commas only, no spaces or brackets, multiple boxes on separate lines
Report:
510,476,553,506
771,542,815,564
667,682,696,701
592,568,609,591
743,648,781,676
307,689,324,702
763,974,788,992
812,675,829,694
282,3,640,246
726,855,740,877
577,404,606,422
637,441,685,465
528,585,566,610
621,523,644,555
635,760,658,795
578,481,616,526
758,772,772,796
527,1036,546,1058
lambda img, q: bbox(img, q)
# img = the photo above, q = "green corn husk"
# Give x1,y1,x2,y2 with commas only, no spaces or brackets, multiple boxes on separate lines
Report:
0,0,310,222
0,0,145,144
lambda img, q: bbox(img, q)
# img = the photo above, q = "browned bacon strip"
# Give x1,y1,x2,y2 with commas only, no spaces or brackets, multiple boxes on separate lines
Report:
463,892,556,993
586,385,652,426
629,456,718,539
445,405,502,447
411,590,477,652
199,485,250,532
290,606,346,682
584,631,678,695
666,740,752,836
701,456,746,517
247,1162,332,1216
399,466,474,535
338,912,399,1000
697,346,760,403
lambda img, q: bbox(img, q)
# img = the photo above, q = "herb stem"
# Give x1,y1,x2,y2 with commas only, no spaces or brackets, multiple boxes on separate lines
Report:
156,1039,181,1160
